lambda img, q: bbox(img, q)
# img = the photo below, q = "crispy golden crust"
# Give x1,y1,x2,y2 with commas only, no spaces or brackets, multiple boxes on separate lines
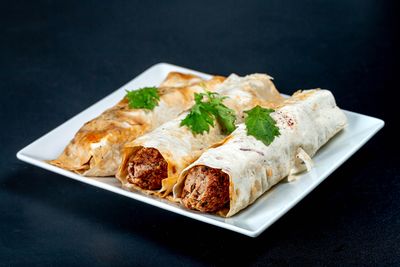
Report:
49,72,214,176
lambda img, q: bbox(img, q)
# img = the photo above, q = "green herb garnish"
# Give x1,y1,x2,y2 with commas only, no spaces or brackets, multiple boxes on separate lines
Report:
244,105,280,146
126,87,160,110
180,91,237,135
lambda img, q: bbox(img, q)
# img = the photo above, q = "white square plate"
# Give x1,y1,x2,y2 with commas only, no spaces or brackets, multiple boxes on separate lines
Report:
17,63,384,237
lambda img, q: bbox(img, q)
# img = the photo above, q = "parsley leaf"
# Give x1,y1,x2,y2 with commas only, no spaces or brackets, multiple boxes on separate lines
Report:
244,105,280,146
214,103,237,134
180,91,237,135
126,87,160,110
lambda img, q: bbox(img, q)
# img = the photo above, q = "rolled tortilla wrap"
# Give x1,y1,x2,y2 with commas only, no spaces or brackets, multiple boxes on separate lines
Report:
116,73,284,195
174,89,348,217
49,72,225,176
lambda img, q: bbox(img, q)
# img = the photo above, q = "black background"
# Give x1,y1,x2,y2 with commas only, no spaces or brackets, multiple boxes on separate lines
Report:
1,1,399,266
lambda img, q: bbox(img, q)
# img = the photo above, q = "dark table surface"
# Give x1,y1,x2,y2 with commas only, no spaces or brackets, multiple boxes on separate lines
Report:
1,1,399,266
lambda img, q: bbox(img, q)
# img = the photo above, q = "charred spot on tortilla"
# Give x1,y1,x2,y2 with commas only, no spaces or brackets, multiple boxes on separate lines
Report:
239,148,264,156
275,110,295,128
127,147,168,190
171,164,177,174
181,166,230,213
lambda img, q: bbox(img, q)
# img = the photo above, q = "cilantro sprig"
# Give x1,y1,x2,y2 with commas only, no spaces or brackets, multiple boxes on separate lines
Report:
244,105,280,146
126,86,160,110
180,91,236,135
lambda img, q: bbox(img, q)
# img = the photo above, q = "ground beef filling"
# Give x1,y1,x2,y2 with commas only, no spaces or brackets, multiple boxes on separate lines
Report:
181,166,230,213
127,147,168,190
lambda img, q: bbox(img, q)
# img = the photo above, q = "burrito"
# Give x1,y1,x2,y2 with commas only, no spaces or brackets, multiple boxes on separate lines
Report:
174,89,348,217
116,73,285,195
50,72,225,176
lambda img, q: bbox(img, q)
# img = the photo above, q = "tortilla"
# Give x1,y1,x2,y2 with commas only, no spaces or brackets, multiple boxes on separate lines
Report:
49,72,225,176
116,73,284,195
174,89,347,216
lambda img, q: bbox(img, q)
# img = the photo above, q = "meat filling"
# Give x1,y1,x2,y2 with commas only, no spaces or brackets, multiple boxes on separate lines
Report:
182,166,230,213
127,147,168,190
